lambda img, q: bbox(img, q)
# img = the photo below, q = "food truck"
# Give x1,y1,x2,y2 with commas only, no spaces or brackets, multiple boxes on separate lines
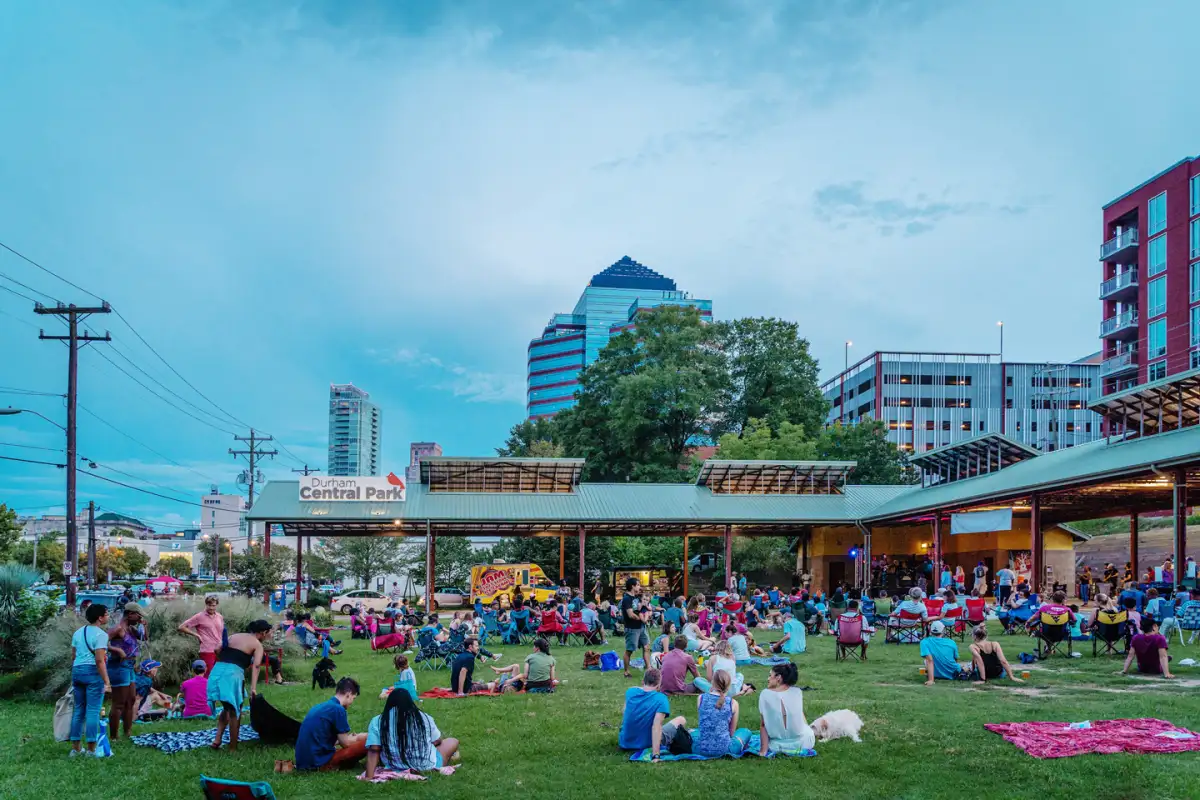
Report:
469,561,559,606
609,566,683,602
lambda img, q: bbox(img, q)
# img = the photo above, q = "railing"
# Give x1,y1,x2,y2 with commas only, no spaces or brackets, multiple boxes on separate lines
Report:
1099,269,1137,298
1100,228,1138,260
1100,310,1138,337
1100,350,1137,375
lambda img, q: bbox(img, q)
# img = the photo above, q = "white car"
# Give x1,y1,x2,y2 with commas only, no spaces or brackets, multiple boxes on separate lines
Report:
331,589,389,615
417,587,468,608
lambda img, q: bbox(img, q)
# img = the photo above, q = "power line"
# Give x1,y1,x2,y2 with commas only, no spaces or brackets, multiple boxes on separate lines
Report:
77,404,220,484
0,304,41,329
0,442,64,452
80,470,212,509
0,454,64,467
81,459,206,504
0,282,40,304
0,386,62,397
0,268,59,304
0,239,98,302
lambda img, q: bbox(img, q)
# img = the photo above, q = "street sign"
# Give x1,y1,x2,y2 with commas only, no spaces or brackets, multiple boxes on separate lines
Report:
63,561,73,577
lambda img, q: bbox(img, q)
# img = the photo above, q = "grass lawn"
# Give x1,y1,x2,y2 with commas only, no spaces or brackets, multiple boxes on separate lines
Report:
4,621,1200,800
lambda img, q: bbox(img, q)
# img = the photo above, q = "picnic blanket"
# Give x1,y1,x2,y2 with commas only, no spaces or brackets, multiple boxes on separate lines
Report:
984,719,1200,759
357,766,458,782
748,656,791,667
130,726,260,754
629,734,816,762
419,687,497,699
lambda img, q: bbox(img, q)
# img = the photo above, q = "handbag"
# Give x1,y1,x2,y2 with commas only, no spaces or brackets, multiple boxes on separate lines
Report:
53,688,74,742
667,726,693,755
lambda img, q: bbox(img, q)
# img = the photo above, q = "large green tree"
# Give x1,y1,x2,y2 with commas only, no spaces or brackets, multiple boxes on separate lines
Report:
407,536,478,589
496,418,563,457
557,305,728,483
324,537,409,589
714,419,815,461
9,538,67,582
718,317,828,436
230,551,283,598
815,419,914,485
156,555,191,577
0,504,22,560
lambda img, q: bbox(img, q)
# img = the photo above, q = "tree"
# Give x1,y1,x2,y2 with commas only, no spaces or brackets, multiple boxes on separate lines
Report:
718,317,828,437
157,555,191,577
815,419,914,485
9,538,66,582
558,305,729,483
408,536,477,589
81,546,127,579
610,537,684,569
732,537,793,574
324,537,409,589
714,418,815,461
123,548,151,577
0,504,21,560
230,551,283,598
496,418,562,457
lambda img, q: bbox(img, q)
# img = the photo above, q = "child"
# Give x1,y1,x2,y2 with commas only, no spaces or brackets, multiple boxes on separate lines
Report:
135,660,173,718
174,659,214,719
421,614,448,643
1067,605,1089,640
392,654,418,702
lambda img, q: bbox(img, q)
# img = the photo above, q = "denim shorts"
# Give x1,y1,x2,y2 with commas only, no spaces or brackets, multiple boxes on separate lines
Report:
624,627,650,651
109,664,133,688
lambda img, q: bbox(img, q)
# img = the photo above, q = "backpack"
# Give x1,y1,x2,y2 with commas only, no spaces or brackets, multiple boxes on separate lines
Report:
582,651,601,669
599,651,622,672
668,726,693,755
53,688,74,742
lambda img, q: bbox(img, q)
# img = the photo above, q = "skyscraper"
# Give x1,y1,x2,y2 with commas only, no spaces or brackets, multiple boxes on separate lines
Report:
327,383,381,476
527,256,712,418
1098,156,1200,395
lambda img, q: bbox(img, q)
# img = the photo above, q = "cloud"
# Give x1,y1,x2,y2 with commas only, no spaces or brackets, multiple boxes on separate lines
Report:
812,181,1001,237
372,347,524,405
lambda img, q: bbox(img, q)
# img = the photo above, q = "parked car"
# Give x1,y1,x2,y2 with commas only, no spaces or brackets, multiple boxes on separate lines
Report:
317,584,340,594
417,587,468,608
330,589,389,615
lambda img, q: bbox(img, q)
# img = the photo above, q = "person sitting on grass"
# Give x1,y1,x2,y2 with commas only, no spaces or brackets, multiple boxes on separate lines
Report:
135,660,173,717
1123,616,1174,679
174,659,214,719
618,668,687,762
1067,605,1089,640
967,625,1022,684
757,662,814,755
705,639,752,697
726,625,753,665
652,620,679,663
659,635,702,694
1121,595,1142,632
771,611,807,655
392,654,418,702
450,637,493,695
296,677,368,771
365,684,459,779
920,621,961,686
522,636,558,693
695,670,751,757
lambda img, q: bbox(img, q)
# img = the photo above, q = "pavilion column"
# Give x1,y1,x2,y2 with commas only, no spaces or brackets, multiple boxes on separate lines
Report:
577,525,586,596
1030,495,1042,593
1174,468,1188,590
862,526,872,591
932,514,942,589
724,524,733,592
263,522,271,557
559,533,566,582
295,536,303,604
1130,512,1139,584
682,535,690,598
425,521,435,611
801,533,810,581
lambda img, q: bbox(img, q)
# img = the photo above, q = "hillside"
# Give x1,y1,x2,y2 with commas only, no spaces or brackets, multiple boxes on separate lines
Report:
1074,524,1196,573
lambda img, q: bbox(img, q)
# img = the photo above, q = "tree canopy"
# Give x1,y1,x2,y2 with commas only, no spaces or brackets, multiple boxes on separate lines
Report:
496,418,562,458
718,317,827,436
323,537,409,589
0,505,20,560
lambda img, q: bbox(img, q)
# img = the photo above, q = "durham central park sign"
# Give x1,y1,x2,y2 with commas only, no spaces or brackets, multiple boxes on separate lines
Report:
298,474,407,502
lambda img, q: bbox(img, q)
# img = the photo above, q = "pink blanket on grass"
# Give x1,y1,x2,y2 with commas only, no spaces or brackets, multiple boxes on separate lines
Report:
984,719,1200,759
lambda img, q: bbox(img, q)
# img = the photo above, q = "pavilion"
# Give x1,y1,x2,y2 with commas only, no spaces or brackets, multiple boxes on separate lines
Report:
248,373,1200,608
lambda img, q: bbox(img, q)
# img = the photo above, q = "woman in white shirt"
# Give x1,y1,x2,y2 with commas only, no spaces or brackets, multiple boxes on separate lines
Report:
365,686,459,777
705,639,750,696
757,662,814,755
69,603,113,756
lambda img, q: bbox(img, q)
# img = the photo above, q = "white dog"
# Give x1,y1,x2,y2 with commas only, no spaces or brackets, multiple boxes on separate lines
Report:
810,709,863,743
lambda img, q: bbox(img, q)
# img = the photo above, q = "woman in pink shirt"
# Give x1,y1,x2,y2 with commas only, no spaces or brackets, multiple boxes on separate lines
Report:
179,596,225,675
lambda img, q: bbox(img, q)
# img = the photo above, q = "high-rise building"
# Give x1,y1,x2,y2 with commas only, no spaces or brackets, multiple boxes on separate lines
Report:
527,256,712,418
821,351,1104,453
327,383,381,476
1099,156,1200,395
406,441,442,484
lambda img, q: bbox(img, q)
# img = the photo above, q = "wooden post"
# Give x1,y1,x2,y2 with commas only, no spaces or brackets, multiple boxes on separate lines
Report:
724,524,733,592
578,525,586,596
559,533,565,582
425,520,435,611
295,536,303,604
682,535,690,597
932,514,942,589
1130,512,1139,584
1030,495,1042,593
1174,468,1188,591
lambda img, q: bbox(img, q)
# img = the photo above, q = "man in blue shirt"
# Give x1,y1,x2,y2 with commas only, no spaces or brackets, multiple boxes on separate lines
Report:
738,574,748,594
618,668,686,760
295,677,365,771
920,621,962,685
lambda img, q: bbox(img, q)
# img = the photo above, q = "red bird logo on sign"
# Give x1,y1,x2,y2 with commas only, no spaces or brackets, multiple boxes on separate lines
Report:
386,472,405,489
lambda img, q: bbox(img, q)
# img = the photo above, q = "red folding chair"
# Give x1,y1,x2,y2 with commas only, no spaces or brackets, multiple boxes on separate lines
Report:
564,611,589,645
886,609,925,644
964,598,987,628
371,632,406,654
924,599,945,618
835,614,866,661
943,605,968,639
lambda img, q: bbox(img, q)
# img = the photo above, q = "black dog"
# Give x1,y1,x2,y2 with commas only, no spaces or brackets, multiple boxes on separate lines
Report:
312,657,336,690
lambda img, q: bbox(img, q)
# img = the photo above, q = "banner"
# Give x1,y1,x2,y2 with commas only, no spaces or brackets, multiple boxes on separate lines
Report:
299,473,406,502
950,508,1012,535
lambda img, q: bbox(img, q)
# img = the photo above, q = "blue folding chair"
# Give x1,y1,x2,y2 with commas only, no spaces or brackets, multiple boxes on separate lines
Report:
200,776,276,800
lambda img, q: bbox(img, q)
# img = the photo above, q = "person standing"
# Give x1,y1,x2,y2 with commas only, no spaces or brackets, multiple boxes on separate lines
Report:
208,620,273,751
620,578,650,680
1102,562,1119,596
178,596,225,675
295,677,368,770
1078,566,1094,605
737,573,747,595
995,564,1016,607
106,603,144,741
390,581,403,605
972,561,989,596
68,604,112,757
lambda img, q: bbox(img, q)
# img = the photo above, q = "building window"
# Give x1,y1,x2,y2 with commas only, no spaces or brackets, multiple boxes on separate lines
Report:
944,375,972,386
1193,349,1200,370
924,420,935,431
1149,192,1167,236
1030,421,1038,432
978,421,985,431
1148,276,1168,318
1192,305,1200,347
1148,234,1167,276
960,422,971,431
1085,423,1092,433
1192,262,1200,303
1149,318,1167,359
944,398,972,408
1005,376,1013,387
916,397,934,408
941,421,951,431
1148,360,1167,382
1005,398,1013,409
1193,219,1200,260
1192,174,1200,217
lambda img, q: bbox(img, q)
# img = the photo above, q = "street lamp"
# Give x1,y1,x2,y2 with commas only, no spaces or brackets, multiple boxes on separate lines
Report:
997,321,1004,362
0,407,66,430
844,340,852,372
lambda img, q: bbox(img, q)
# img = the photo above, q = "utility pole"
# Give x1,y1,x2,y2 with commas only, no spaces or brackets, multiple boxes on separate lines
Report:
36,301,111,607
230,429,276,554
291,465,320,476
88,501,97,587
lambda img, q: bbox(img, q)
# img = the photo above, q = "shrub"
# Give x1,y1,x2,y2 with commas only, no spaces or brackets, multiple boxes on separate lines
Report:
311,607,334,628
33,595,299,695
0,565,55,672
306,591,331,609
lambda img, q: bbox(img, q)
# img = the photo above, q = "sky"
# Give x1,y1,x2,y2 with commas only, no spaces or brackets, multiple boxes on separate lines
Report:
1,0,1198,532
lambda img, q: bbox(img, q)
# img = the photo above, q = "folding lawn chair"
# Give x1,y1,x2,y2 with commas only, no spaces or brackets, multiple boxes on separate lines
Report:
1091,609,1129,656
564,611,590,646
511,609,535,644
924,599,945,620
1176,604,1200,647
943,605,968,640
1036,610,1072,659
414,629,451,671
200,776,276,800
370,631,407,655
835,614,865,661
963,598,987,629
885,610,925,645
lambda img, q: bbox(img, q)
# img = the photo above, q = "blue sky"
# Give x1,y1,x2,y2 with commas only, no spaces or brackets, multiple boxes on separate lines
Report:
1,0,1198,531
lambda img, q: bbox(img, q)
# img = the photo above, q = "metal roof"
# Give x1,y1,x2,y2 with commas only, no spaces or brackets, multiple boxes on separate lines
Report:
419,457,583,493
1089,368,1200,436
909,434,1040,484
695,460,856,495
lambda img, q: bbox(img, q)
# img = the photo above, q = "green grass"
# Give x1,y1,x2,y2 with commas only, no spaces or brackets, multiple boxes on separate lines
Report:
4,623,1200,800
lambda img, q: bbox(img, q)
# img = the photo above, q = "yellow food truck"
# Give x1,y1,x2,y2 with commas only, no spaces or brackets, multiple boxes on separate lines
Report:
469,561,559,607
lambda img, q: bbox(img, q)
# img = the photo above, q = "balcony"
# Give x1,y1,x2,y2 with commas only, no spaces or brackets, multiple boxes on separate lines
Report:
1100,349,1138,378
1099,269,1138,301
1100,229,1138,262
1100,309,1138,340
